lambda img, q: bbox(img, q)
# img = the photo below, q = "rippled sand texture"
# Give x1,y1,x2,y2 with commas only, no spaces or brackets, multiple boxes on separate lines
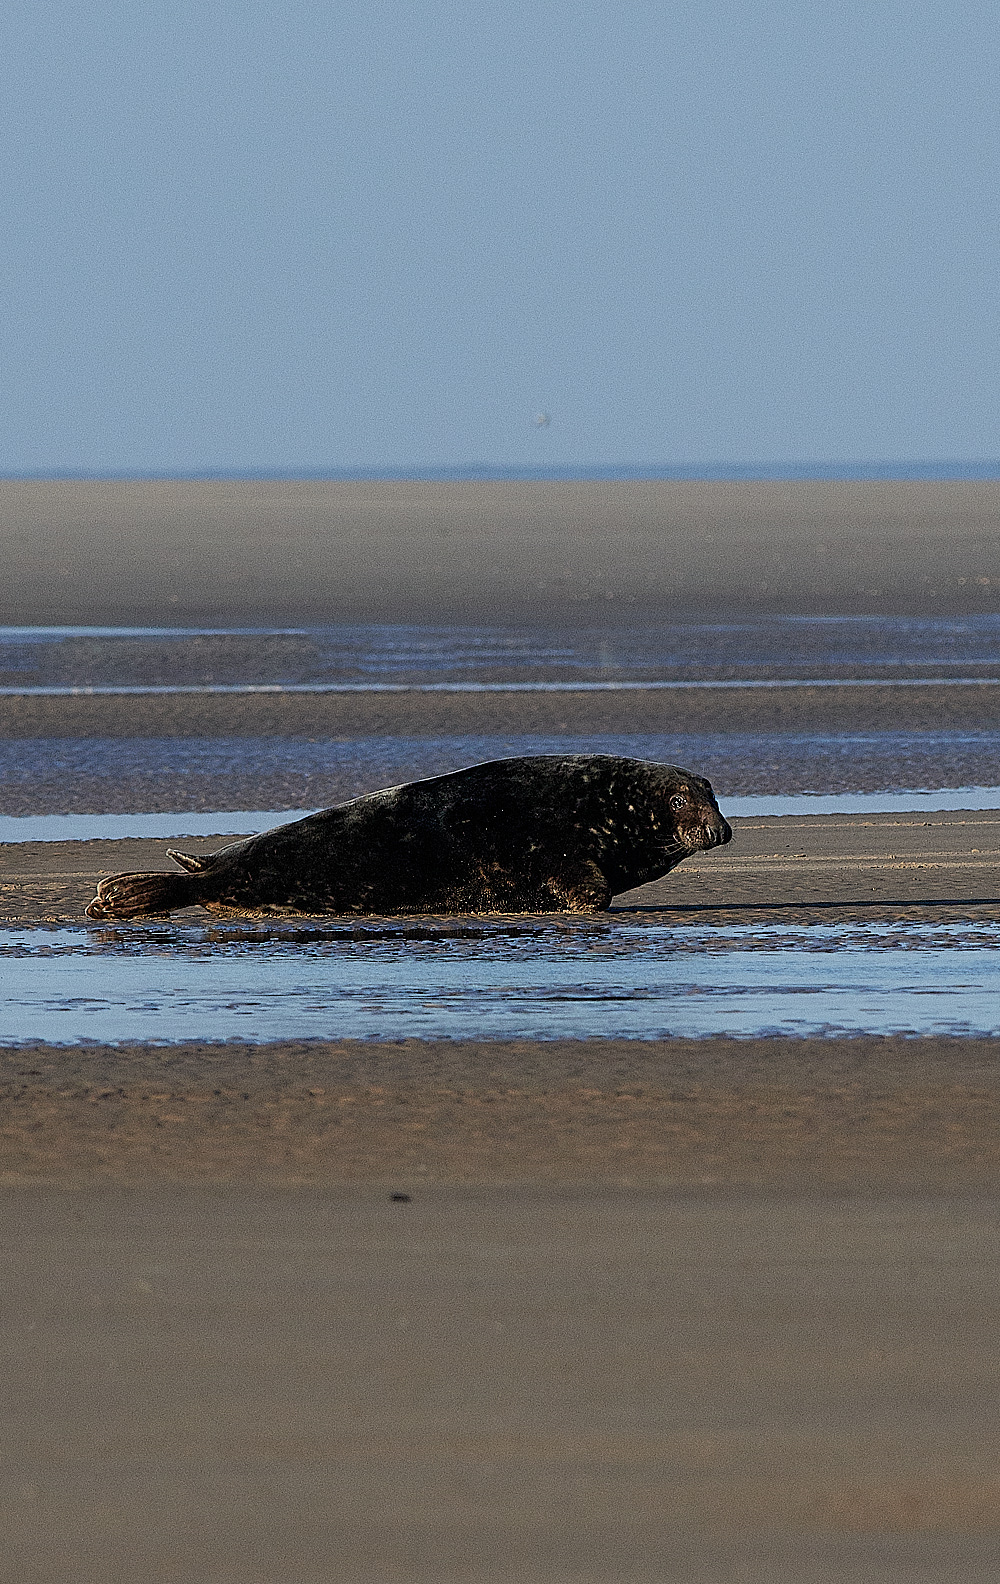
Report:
4,1034,1000,1189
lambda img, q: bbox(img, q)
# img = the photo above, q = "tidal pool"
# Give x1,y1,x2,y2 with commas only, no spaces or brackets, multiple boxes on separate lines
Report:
2,920,997,1044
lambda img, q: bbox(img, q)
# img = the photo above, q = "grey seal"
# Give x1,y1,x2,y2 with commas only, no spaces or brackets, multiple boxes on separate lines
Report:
85,753,732,920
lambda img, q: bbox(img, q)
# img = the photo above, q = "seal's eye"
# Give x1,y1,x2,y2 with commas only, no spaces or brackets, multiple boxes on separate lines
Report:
669,792,689,811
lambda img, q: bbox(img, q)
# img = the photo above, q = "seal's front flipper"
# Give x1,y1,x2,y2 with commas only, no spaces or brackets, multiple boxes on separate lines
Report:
86,871,196,920
548,861,612,913
166,848,213,873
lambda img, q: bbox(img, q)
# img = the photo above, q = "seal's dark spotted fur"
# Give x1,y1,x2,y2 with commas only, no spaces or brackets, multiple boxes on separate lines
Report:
85,754,732,920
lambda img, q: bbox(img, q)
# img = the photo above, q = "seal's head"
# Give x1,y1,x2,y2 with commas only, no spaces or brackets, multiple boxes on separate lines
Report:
661,771,732,852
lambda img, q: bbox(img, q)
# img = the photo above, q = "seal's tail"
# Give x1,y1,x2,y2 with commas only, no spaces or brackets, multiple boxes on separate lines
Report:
86,870,196,919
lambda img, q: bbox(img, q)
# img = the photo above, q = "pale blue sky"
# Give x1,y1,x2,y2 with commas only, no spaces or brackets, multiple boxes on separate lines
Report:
2,1,998,474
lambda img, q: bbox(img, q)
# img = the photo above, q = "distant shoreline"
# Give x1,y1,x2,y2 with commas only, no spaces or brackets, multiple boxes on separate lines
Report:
5,459,1000,483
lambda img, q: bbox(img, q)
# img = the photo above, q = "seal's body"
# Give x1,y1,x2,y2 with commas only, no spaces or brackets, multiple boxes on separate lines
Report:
85,754,732,920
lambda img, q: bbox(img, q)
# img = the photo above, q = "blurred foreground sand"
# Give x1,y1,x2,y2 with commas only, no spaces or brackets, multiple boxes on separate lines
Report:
2,1185,1000,1583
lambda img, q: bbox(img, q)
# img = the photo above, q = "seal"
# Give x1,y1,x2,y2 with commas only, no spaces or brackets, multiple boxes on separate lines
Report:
85,754,732,920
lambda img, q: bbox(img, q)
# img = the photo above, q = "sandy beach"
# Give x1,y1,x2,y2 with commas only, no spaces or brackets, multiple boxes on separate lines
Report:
3,480,1000,1580
4,1183,1000,1583
1,476,999,625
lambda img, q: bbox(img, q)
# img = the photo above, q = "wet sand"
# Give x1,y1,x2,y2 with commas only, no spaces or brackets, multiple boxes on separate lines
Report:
6,676,1000,742
3,1034,1000,1191
4,484,1000,1577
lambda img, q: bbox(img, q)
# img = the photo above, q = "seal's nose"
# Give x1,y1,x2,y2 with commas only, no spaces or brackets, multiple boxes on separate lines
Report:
702,813,732,847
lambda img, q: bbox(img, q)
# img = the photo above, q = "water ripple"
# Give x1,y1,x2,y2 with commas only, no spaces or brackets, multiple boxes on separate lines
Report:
2,921,997,1044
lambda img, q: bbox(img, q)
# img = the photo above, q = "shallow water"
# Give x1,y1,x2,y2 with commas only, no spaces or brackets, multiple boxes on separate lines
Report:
5,619,1000,820
2,921,998,1044
4,730,999,819
6,677,1000,697
4,614,1000,688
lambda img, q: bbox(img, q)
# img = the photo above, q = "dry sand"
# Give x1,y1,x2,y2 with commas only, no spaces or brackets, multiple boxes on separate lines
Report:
3,482,1000,1579
2,476,1000,625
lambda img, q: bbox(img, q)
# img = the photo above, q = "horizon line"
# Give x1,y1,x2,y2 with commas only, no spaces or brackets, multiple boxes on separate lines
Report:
3,459,1000,484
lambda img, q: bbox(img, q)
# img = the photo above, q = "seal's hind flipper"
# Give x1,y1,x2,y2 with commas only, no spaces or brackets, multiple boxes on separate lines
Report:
86,871,195,920
166,848,212,873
